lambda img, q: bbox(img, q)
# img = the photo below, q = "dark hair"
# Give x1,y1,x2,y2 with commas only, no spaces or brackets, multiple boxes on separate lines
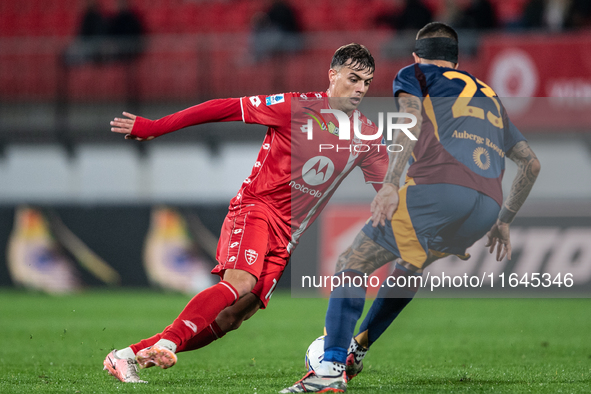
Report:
416,22,458,42
330,43,375,74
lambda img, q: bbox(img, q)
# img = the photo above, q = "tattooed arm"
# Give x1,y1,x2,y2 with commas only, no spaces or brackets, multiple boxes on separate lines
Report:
486,141,541,261
500,141,541,223
383,93,423,186
370,92,423,227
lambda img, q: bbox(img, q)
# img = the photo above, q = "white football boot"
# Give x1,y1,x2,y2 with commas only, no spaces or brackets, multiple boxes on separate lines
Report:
103,350,147,383
279,370,347,393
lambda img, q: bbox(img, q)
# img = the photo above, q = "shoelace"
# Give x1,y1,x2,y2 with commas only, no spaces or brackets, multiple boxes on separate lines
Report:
125,359,141,379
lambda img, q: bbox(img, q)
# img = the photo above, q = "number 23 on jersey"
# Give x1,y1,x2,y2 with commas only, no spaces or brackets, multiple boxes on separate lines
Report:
443,71,504,129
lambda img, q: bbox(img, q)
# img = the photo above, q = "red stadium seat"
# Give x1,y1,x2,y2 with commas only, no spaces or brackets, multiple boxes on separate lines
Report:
47,9,77,36
0,11,18,36
143,5,175,34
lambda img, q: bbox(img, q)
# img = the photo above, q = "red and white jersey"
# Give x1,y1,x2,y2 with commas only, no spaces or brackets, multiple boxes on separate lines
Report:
234,91,388,251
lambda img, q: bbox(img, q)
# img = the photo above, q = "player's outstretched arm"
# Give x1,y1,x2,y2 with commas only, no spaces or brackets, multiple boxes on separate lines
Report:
370,93,423,227
110,98,243,141
486,141,541,261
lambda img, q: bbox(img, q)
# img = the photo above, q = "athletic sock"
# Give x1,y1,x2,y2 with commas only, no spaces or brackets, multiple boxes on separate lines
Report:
180,320,226,352
161,281,238,348
115,347,135,360
357,263,421,347
154,339,177,353
324,270,367,365
348,338,368,365
129,320,226,354
315,361,345,377
130,331,165,354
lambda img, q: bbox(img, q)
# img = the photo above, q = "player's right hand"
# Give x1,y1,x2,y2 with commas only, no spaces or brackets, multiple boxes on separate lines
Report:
110,112,154,141
370,183,399,228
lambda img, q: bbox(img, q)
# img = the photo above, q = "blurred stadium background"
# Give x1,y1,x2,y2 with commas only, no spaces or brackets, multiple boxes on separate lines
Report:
1,0,591,295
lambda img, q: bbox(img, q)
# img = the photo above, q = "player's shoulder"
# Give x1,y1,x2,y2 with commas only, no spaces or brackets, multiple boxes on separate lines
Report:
398,63,447,79
354,110,380,135
262,92,292,106
290,92,328,113
396,64,418,80
263,91,326,100
296,91,328,101
394,64,425,97
245,92,315,109
269,91,327,106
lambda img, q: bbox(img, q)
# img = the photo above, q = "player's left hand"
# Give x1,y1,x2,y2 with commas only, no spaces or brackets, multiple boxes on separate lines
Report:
110,112,154,141
485,220,512,261
370,183,399,227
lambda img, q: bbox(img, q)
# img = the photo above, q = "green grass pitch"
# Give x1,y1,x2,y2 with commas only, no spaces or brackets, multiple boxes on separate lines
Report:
1,289,589,393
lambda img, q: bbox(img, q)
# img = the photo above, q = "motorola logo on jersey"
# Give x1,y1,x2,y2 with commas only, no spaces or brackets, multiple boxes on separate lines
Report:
302,156,334,186
289,156,333,198
289,181,323,198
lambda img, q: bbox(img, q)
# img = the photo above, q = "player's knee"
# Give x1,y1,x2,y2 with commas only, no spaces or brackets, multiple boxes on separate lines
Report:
232,282,256,298
223,269,257,297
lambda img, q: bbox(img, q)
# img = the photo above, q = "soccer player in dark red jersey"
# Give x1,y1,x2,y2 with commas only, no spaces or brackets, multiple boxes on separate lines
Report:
103,43,390,384
281,23,541,393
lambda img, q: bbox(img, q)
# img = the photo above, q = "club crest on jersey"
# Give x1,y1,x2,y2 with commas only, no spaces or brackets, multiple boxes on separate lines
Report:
266,94,285,106
245,249,259,265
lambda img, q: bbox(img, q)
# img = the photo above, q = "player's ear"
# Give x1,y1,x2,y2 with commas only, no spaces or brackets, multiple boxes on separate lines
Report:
412,52,420,64
454,62,459,69
328,68,337,84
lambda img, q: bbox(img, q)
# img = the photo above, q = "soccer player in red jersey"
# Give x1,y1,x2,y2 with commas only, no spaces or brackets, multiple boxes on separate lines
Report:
103,43,389,384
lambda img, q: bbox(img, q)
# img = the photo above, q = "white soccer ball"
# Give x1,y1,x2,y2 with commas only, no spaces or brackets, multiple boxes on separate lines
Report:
304,335,325,372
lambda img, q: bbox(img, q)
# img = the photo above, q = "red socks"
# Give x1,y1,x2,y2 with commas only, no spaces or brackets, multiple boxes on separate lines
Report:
130,332,164,354
181,320,226,352
130,320,226,354
160,281,238,348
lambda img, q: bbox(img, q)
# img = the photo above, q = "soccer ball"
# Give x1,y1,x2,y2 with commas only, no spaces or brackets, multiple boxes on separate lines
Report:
304,335,325,372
